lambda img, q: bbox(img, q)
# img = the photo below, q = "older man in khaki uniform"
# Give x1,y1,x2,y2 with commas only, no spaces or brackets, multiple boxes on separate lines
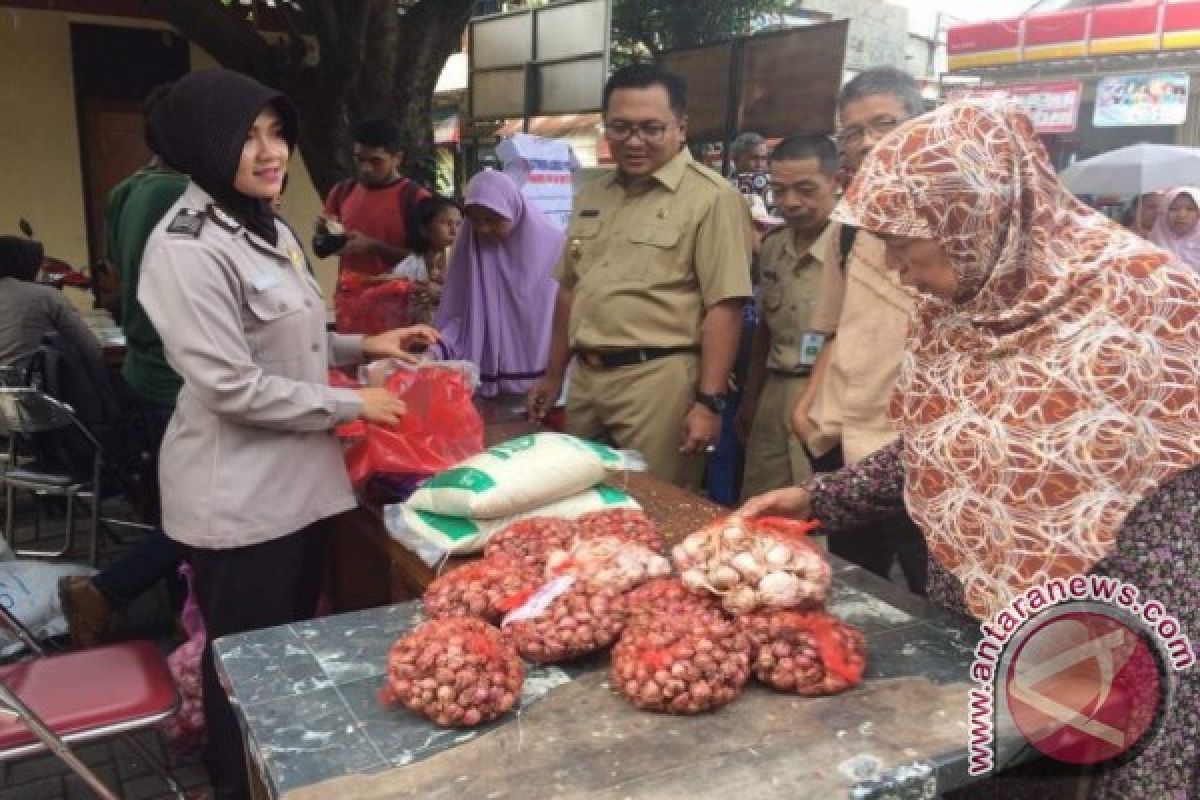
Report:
736,134,842,499
527,64,752,490
790,67,929,594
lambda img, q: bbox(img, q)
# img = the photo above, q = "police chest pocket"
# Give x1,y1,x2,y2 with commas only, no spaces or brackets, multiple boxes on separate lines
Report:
244,284,306,362
628,223,682,250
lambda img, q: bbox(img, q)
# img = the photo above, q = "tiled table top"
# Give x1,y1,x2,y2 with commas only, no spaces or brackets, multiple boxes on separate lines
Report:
215,559,987,799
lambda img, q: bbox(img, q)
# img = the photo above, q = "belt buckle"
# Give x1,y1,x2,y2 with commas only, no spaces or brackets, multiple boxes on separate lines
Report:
580,352,602,369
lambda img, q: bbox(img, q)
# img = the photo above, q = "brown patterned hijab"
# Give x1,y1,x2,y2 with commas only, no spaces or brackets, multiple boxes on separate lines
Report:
834,101,1200,618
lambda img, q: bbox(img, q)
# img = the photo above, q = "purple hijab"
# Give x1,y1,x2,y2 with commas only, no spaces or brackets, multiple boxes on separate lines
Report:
434,170,564,397
1150,187,1200,273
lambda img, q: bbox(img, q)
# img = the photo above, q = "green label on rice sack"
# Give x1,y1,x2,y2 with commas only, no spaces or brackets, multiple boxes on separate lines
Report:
422,467,497,492
405,432,621,519
394,484,642,555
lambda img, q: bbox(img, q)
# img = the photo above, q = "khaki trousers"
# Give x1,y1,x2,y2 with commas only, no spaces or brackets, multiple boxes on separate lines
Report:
566,353,704,491
741,372,812,500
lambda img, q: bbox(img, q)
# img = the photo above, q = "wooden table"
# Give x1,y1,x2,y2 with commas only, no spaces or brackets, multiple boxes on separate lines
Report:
324,395,722,611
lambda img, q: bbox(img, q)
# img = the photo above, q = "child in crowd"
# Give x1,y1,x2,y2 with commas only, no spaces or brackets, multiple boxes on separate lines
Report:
392,195,463,323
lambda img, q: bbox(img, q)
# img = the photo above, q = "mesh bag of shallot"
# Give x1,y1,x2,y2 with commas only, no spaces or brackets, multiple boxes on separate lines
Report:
421,555,541,624
544,535,671,593
610,615,752,714
672,515,830,615
381,617,524,727
739,609,867,696
573,509,664,553
623,576,724,631
504,577,628,663
482,517,577,572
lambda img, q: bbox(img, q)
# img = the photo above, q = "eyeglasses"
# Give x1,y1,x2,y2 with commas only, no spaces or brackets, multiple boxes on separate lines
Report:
835,114,904,148
604,121,672,143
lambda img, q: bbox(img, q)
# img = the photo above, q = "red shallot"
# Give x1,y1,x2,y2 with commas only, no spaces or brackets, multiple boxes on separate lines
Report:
382,617,524,727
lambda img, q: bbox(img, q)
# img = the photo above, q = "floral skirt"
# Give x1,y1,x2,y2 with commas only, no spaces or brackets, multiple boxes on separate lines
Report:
938,466,1199,800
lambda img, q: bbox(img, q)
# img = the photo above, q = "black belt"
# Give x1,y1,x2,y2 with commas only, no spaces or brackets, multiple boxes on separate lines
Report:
768,367,812,378
576,346,699,369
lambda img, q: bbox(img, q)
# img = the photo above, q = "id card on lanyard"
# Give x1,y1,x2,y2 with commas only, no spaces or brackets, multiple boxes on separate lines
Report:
799,331,827,368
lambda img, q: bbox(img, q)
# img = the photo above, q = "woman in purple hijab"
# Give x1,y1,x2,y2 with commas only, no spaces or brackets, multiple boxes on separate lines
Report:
434,170,564,397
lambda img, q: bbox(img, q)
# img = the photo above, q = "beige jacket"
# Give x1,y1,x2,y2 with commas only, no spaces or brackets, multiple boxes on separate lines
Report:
806,231,913,464
139,183,364,549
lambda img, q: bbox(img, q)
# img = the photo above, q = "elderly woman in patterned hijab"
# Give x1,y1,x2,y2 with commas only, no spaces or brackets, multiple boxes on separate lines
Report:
741,101,1198,798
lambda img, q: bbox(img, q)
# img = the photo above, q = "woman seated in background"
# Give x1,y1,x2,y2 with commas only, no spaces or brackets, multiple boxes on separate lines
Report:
741,101,1198,799
0,236,99,366
1150,186,1200,272
392,194,463,324
433,170,562,397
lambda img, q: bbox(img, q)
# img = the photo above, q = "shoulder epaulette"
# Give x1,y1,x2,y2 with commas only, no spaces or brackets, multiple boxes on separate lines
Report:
165,209,205,237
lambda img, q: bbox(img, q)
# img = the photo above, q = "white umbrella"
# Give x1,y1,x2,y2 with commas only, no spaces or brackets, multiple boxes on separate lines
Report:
1059,143,1200,196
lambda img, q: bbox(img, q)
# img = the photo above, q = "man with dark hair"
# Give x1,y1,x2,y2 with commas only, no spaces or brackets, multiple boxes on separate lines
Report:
320,116,429,330
789,66,929,595
527,63,753,490
735,133,841,498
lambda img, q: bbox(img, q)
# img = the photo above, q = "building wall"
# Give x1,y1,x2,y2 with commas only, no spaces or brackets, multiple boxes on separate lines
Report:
0,9,336,304
797,0,910,74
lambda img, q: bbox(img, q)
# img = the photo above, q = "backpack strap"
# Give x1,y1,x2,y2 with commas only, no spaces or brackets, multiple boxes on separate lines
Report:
838,224,859,272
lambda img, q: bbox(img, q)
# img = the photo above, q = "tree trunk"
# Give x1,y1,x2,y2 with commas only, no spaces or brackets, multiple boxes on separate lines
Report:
146,0,473,196
390,0,475,188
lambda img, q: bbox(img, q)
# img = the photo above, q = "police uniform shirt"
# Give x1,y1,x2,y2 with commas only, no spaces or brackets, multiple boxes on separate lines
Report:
138,182,365,549
556,148,753,351
758,221,839,374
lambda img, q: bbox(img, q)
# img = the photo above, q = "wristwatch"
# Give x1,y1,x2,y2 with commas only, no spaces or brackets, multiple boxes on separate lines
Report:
694,390,729,414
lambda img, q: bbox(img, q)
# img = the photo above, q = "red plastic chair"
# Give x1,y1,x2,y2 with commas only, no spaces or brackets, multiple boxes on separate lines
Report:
0,604,183,799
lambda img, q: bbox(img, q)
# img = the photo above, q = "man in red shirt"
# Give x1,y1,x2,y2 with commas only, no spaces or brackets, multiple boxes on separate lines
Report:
320,117,429,329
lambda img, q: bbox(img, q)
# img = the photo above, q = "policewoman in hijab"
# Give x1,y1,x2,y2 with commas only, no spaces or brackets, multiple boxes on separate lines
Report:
137,69,438,798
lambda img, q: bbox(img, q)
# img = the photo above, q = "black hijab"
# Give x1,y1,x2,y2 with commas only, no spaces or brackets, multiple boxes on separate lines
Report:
147,69,299,245
0,237,44,281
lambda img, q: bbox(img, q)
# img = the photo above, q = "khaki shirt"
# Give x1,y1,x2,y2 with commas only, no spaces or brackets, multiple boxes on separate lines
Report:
139,183,365,549
806,231,913,463
758,221,838,373
556,149,753,349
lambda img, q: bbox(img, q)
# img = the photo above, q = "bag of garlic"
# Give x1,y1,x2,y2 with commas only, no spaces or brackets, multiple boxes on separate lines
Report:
738,610,867,696
671,516,830,615
388,484,642,561
405,433,645,519
611,614,752,714
381,617,524,728
543,536,671,593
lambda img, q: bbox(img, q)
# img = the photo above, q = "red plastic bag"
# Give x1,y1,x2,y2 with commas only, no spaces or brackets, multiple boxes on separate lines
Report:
336,274,413,334
157,563,206,755
340,363,484,485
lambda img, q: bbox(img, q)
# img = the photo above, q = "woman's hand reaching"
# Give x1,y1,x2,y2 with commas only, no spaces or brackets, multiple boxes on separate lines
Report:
357,388,406,426
735,487,813,521
362,325,441,363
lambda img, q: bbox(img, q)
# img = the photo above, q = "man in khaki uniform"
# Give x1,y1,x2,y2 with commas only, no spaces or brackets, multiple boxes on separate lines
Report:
736,134,841,498
527,64,753,490
791,67,929,594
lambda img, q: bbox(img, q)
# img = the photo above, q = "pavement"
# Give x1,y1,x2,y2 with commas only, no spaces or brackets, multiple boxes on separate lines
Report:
1,492,213,799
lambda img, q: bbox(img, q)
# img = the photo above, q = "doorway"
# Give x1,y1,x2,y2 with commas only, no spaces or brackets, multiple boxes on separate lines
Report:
70,24,189,262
